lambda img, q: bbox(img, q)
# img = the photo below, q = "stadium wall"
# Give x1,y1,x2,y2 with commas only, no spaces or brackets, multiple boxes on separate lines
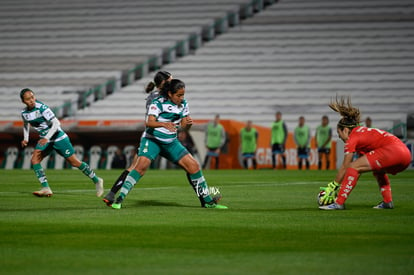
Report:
1,119,337,170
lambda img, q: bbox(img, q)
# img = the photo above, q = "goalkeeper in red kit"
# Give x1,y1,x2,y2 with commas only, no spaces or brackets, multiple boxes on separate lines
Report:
319,97,412,210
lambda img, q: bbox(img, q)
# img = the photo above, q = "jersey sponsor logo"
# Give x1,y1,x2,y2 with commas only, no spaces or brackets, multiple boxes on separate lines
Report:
23,110,41,121
42,108,55,120
143,140,149,153
340,175,355,198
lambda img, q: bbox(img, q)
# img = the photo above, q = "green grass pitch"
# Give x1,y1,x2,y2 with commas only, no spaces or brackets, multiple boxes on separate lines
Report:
1,169,414,274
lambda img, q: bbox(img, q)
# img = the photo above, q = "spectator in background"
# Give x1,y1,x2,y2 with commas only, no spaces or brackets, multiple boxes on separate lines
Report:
271,111,287,169
365,116,372,128
240,120,258,169
111,148,127,169
315,115,332,170
294,116,311,170
202,114,226,169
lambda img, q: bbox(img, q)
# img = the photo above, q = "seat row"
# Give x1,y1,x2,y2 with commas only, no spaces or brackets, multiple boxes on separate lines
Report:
2,145,135,170
0,0,266,121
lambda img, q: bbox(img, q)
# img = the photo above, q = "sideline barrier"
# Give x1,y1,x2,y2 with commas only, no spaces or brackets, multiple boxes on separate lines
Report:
1,119,337,170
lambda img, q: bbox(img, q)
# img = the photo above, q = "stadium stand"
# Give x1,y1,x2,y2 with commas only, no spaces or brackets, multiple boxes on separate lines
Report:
2,147,19,169
1,0,414,169
104,145,120,170
75,0,414,131
0,0,265,121
88,145,102,170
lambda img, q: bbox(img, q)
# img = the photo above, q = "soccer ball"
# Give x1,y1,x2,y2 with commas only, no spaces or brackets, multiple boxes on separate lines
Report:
209,186,222,203
317,190,326,206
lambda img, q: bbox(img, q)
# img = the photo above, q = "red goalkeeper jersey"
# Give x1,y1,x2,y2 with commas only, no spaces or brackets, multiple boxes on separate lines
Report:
344,126,401,155
345,126,411,174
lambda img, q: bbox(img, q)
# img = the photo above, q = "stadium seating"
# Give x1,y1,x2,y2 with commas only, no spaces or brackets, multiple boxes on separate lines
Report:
0,0,263,121
3,147,19,169
74,0,414,132
1,0,413,134
21,147,34,170
88,145,102,170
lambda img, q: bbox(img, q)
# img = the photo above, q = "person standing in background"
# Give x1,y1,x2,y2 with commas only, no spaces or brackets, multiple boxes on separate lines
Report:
294,116,311,170
271,111,287,169
240,120,258,169
365,116,373,128
202,114,226,169
315,115,332,170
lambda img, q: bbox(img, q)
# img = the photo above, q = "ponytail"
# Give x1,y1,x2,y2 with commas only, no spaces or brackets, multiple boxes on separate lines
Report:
329,96,361,130
145,71,172,94
145,81,156,93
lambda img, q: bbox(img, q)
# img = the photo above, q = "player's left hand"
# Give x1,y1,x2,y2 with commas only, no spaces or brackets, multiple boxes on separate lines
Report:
21,140,28,148
319,181,340,205
181,117,193,129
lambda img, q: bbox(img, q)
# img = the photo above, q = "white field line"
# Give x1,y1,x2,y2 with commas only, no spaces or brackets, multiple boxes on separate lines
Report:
0,181,324,195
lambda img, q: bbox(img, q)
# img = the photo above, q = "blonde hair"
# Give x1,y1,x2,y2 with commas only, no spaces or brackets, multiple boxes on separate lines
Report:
329,96,361,129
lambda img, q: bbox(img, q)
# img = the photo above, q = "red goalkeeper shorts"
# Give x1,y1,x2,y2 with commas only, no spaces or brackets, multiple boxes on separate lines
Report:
366,142,411,175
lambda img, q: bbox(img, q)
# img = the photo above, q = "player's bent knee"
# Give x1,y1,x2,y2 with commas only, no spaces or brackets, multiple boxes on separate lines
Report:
31,150,42,164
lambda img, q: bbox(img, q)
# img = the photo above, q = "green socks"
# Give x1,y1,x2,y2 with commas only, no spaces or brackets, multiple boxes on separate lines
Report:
78,162,99,183
33,163,49,188
189,171,213,204
118,170,142,201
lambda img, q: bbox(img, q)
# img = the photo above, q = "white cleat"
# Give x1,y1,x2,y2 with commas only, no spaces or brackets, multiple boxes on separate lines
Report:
373,201,394,209
95,178,104,197
33,187,53,197
319,202,345,210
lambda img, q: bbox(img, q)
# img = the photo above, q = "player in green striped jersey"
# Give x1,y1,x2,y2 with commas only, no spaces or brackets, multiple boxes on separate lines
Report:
19,88,103,197
111,79,227,209
103,71,172,206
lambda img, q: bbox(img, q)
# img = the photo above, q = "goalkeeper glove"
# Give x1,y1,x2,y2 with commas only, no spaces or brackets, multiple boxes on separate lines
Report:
319,181,340,205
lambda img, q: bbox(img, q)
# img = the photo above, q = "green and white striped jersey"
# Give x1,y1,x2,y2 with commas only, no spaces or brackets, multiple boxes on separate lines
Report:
144,96,189,144
21,100,64,139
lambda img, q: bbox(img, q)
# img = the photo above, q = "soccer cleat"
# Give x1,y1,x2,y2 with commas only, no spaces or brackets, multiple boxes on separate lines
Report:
373,201,394,209
33,187,53,197
319,202,345,210
102,197,114,207
204,203,228,209
209,186,222,204
95,177,104,197
111,203,122,209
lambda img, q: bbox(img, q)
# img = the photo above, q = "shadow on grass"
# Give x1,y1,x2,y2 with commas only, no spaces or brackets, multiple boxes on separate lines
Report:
133,200,193,208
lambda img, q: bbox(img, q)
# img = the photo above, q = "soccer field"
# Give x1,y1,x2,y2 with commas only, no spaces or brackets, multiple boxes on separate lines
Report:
1,169,413,274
